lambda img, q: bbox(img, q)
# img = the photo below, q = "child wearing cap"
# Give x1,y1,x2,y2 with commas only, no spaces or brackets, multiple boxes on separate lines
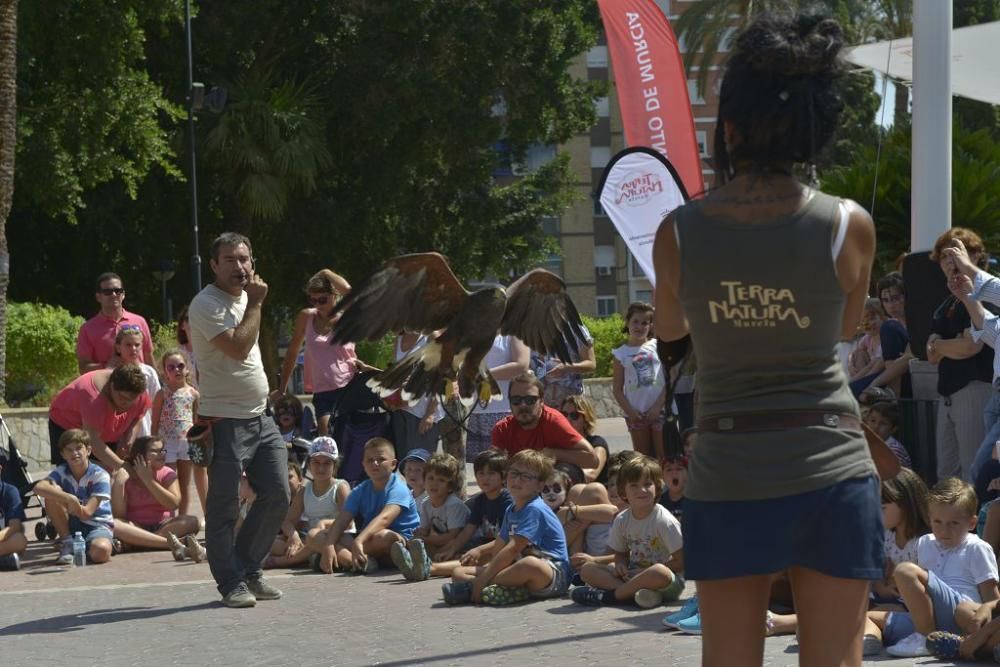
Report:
400,448,431,504
265,437,350,569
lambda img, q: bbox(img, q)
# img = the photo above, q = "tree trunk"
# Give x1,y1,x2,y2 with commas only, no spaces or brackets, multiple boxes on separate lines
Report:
0,1,18,403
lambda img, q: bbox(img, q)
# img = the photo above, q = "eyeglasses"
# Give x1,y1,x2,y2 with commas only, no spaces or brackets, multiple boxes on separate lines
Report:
309,295,330,306
166,362,186,372
541,483,563,495
100,287,125,296
509,395,540,407
507,469,539,482
561,410,581,420
146,448,166,456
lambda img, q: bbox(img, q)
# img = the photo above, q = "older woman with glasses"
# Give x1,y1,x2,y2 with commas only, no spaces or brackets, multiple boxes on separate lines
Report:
272,269,377,436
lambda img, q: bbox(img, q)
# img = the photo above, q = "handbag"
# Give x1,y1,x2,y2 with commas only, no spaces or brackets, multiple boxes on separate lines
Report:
186,417,219,467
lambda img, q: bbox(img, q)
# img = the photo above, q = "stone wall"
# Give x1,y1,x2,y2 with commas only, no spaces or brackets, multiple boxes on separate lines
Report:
7,378,622,473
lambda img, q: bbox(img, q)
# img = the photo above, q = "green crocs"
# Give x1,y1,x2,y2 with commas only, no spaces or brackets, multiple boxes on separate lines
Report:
480,584,531,606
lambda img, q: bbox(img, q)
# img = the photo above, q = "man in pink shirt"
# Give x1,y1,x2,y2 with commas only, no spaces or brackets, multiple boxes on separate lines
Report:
76,272,154,373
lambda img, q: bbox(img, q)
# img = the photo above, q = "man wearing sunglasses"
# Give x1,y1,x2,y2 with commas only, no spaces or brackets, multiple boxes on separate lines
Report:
491,373,600,469
76,272,154,373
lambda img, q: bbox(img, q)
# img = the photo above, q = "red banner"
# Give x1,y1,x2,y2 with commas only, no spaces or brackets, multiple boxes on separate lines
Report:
596,0,704,197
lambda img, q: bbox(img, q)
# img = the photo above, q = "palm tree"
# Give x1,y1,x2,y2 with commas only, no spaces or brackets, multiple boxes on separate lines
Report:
0,0,17,401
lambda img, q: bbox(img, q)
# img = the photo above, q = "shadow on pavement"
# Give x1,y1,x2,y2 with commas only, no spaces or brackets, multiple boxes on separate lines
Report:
0,602,216,635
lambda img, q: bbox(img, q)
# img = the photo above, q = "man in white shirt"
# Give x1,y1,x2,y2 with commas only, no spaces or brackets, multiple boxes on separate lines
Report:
188,232,289,608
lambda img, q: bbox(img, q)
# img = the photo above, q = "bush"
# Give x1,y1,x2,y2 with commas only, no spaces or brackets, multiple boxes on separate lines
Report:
150,320,180,369
356,334,396,370
7,301,84,406
583,314,625,378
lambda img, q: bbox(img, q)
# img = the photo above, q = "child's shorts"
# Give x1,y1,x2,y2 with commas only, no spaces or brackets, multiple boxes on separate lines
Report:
68,517,114,545
164,437,189,464
683,475,884,581
625,414,664,432
882,571,966,644
312,389,344,419
531,559,570,599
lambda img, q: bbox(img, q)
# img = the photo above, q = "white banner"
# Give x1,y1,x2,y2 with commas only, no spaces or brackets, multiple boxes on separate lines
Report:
597,147,689,288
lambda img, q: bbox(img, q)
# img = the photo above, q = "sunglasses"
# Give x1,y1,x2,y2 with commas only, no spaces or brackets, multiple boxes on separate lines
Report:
561,410,581,420
166,362,186,372
507,469,539,482
100,287,125,296
309,295,330,306
541,483,563,495
509,395,540,407
118,323,141,333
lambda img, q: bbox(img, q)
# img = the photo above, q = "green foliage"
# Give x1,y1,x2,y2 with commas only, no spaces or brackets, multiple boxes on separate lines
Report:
150,320,180,369
356,334,396,372
583,314,625,378
6,302,83,406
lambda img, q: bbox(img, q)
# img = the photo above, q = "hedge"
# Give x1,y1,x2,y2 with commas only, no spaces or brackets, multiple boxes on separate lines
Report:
6,301,84,406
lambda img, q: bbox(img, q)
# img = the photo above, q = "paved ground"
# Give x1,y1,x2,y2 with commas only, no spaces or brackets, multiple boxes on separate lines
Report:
4,419,970,666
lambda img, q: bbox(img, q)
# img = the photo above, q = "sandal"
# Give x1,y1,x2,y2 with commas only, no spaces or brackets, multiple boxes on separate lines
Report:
480,584,530,606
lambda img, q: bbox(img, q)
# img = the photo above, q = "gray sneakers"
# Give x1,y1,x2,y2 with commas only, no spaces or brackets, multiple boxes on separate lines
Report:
246,576,282,600
221,582,256,608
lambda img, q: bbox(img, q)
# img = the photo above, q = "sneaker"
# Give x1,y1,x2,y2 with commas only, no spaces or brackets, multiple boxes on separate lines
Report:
183,535,207,563
246,576,282,600
571,585,609,606
926,631,961,659
862,633,884,657
0,552,20,571
676,612,703,635
634,588,664,609
390,541,416,580
442,581,472,605
481,584,530,606
221,582,257,608
886,631,929,658
407,539,431,582
662,595,699,629
167,533,187,562
56,538,74,565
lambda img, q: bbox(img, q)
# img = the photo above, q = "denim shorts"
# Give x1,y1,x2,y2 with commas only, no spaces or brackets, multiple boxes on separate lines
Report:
683,476,884,581
531,559,570,599
883,570,966,644
312,389,344,418
68,517,114,544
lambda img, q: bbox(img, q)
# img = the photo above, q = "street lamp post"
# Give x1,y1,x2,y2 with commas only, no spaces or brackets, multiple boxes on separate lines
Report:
184,0,202,294
152,260,176,324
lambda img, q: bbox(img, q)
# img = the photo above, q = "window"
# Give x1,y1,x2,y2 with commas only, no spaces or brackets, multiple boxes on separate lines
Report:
635,289,653,304
587,46,608,68
540,216,560,236
687,80,705,105
594,96,610,118
696,130,709,158
590,146,612,169
597,296,618,317
512,144,556,175
594,245,615,272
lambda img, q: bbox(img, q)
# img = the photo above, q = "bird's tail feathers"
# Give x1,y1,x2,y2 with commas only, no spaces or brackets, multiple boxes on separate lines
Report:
367,340,449,404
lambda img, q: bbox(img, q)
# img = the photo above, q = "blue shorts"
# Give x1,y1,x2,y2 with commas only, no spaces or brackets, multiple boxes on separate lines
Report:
683,476,884,581
883,570,966,645
68,517,114,545
312,389,344,418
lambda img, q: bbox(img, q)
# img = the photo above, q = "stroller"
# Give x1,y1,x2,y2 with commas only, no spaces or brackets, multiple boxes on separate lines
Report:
331,370,390,486
0,412,51,540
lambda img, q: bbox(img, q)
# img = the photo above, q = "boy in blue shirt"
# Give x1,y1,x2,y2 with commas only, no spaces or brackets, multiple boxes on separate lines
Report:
0,460,27,570
318,437,419,573
34,429,114,565
443,449,570,605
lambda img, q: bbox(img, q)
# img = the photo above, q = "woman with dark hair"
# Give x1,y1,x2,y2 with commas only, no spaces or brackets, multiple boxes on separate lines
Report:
653,14,882,666
855,271,911,399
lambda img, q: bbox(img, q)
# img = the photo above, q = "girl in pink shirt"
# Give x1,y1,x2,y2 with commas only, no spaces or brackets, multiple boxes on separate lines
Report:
111,436,205,562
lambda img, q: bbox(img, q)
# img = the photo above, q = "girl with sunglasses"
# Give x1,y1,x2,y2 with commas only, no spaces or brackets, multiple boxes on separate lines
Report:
107,326,161,438
152,350,203,516
272,269,376,436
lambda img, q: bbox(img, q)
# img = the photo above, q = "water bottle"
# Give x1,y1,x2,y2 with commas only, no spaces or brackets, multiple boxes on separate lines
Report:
72,531,86,567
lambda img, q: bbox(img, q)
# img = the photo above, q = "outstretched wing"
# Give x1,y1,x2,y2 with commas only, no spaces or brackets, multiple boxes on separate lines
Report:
499,269,586,362
331,253,468,343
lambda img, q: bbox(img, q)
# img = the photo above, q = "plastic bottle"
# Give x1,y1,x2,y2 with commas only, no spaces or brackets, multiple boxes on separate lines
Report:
72,531,86,567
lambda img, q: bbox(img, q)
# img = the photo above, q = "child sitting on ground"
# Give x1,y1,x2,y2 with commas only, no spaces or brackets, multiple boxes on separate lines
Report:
0,461,27,570
399,448,430,504
572,455,684,609
34,429,115,565
315,437,419,573
658,456,687,522
866,477,999,657
111,435,205,562
267,437,350,569
442,449,570,606
864,401,912,468
391,452,470,581
274,394,310,465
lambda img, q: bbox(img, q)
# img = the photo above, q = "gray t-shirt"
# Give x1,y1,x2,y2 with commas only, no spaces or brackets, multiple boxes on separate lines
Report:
419,493,471,534
188,284,269,418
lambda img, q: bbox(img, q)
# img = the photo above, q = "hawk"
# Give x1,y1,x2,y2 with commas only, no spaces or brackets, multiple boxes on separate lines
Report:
331,252,586,406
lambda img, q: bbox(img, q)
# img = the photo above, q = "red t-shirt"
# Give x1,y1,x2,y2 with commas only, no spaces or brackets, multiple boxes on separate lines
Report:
76,309,154,366
49,370,152,443
491,405,582,454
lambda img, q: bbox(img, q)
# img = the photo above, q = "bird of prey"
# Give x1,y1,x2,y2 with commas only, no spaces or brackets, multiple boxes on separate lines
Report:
331,252,586,406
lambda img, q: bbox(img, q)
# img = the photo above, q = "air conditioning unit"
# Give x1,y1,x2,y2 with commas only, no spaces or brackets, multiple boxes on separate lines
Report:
596,266,613,277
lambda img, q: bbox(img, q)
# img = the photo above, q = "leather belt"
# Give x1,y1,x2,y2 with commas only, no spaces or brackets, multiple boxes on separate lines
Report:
697,411,862,434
